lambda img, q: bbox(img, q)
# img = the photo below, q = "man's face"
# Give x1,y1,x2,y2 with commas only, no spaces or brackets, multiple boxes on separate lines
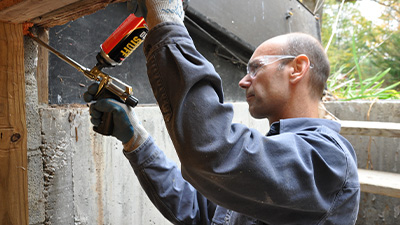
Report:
238,39,292,120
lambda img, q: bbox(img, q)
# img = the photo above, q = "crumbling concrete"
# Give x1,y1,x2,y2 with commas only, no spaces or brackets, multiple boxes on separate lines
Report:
24,33,45,225
40,107,75,224
38,106,174,225
27,150,46,224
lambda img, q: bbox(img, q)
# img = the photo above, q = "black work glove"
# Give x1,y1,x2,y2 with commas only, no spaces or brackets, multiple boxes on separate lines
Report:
84,83,149,152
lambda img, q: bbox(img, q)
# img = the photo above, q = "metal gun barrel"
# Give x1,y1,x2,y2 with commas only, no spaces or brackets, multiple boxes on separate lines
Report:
28,33,92,75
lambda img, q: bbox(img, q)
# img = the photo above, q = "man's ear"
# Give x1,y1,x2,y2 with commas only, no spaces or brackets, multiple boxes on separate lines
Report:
289,54,311,84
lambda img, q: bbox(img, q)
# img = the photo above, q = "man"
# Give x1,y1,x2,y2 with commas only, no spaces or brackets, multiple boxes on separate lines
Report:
84,0,360,224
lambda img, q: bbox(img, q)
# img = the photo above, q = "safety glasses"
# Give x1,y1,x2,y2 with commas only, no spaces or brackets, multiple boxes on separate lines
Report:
246,55,296,78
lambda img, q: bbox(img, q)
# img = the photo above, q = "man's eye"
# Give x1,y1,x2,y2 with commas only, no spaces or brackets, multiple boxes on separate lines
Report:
251,64,262,72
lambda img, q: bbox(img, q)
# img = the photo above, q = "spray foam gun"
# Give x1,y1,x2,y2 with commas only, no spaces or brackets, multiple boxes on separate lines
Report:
28,14,148,135
28,0,189,135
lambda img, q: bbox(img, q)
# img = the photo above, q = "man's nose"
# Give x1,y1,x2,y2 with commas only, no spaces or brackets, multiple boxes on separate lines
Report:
238,74,252,89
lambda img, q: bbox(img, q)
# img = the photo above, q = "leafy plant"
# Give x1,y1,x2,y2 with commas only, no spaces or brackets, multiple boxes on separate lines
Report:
326,35,400,100
322,0,400,100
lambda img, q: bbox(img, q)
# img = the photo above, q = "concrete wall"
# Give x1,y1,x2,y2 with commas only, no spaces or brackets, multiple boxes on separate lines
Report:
38,106,177,225
189,0,320,46
30,104,269,224
324,101,400,224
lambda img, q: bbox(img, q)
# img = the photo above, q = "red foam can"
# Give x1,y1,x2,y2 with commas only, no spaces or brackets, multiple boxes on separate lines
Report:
99,14,148,66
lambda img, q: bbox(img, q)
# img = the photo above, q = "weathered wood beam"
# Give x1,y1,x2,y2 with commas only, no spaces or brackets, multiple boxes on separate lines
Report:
358,169,400,198
0,0,81,24
31,0,127,28
0,0,24,10
0,21,28,225
36,27,49,104
340,120,400,138
0,0,127,28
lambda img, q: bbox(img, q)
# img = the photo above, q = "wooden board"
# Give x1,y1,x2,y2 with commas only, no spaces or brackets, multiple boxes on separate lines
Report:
0,0,24,10
0,0,126,27
0,21,28,225
358,169,400,198
340,120,400,138
30,0,126,28
36,27,49,104
0,0,81,23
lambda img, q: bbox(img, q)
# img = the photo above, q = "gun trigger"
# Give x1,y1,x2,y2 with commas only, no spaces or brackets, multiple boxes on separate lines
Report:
96,79,108,97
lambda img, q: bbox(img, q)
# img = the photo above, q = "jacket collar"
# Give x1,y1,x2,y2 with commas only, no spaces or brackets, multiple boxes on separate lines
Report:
267,118,341,136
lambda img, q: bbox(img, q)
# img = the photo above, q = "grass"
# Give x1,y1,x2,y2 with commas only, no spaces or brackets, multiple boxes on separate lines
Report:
325,36,400,101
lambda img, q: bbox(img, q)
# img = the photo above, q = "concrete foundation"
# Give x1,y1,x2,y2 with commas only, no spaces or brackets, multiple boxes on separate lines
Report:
27,102,400,225
33,104,268,225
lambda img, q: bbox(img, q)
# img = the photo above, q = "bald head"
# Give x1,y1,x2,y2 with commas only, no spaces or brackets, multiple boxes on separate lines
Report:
256,33,330,100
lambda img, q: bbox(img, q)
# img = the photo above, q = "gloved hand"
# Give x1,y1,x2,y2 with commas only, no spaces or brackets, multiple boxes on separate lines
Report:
84,83,149,152
133,0,185,29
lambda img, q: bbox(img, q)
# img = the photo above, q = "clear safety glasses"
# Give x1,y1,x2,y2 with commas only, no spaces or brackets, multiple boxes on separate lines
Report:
246,55,296,78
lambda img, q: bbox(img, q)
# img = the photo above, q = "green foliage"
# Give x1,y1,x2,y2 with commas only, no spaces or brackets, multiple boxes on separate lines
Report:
327,63,400,101
327,67,400,100
326,34,400,100
371,30,400,85
322,0,400,100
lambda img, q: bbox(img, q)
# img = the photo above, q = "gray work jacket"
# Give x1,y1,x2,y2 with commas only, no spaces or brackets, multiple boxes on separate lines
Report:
124,23,360,225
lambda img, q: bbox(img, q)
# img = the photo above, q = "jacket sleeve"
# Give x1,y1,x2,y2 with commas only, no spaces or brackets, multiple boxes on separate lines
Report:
124,137,216,225
143,23,354,224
